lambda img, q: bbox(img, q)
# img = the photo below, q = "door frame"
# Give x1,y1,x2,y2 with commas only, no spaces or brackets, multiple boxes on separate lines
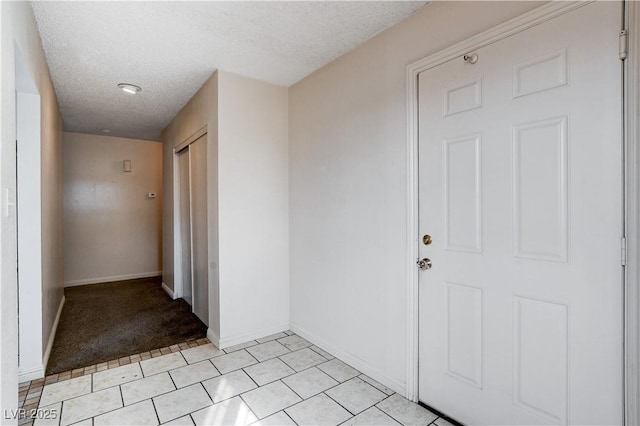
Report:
623,2,640,423
172,126,207,302
15,44,44,382
404,1,640,424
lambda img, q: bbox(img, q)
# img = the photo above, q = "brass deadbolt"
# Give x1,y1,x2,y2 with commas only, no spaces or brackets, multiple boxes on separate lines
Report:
423,234,432,245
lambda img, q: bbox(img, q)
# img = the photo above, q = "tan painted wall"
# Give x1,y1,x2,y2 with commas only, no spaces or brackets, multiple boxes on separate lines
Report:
62,132,162,286
289,1,544,394
1,1,64,416
217,71,289,345
41,87,63,355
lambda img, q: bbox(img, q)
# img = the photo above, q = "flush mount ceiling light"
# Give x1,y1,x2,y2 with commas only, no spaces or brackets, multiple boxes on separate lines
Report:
117,83,142,94
101,129,110,133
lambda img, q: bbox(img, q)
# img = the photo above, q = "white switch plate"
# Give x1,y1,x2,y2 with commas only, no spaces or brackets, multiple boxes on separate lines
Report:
147,192,157,199
4,188,15,217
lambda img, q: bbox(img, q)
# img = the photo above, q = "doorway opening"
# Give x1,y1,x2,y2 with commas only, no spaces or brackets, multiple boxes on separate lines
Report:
173,129,208,326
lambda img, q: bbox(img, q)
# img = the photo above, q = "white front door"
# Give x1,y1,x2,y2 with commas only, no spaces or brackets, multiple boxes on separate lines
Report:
418,3,623,425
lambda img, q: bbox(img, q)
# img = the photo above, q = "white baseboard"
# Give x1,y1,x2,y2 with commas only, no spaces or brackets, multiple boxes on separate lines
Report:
18,365,45,383
161,282,175,299
19,295,65,382
42,295,65,373
290,322,406,396
64,271,162,287
207,328,220,348
18,294,66,383
217,322,290,349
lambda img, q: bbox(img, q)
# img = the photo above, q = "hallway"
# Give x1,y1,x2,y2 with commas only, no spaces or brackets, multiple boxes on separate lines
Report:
19,332,451,426
46,278,206,375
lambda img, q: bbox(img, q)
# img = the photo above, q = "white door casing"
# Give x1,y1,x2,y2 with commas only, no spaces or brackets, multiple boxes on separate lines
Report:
177,147,192,306
174,131,208,326
417,2,622,425
16,74,44,381
624,3,640,424
189,134,209,325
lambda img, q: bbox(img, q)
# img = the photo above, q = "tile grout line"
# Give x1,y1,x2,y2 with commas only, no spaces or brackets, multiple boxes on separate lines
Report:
182,349,325,419
58,389,120,426
223,340,259,354
57,400,63,426
150,398,161,425
237,393,261,422
281,409,299,426
240,367,262,390
357,373,395,396
238,366,368,424
246,348,264,363
152,373,212,423
177,349,189,366
246,343,290,364
206,358,222,377
308,345,335,359
118,383,124,409
246,350,339,389
278,378,305,401
372,393,418,426
126,373,177,406
198,381,214,404
321,389,359,418
76,378,182,424
159,382,215,425
89,383,188,426
276,350,329,374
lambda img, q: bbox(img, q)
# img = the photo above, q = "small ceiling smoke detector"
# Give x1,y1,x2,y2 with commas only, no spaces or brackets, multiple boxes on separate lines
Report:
117,83,142,94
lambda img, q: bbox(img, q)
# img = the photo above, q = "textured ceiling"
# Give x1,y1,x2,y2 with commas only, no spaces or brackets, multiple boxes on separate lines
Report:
31,1,427,141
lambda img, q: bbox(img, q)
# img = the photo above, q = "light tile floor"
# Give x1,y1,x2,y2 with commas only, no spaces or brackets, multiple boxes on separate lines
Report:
18,332,454,426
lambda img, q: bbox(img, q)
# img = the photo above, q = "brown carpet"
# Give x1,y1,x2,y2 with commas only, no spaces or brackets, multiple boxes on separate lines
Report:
46,277,207,375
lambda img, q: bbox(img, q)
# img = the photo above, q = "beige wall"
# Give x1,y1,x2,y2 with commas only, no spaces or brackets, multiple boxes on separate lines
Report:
217,71,289,346
63,132,162,285
162,72,220,338
1,1,64,417
289,1,543,394
41,65,63,357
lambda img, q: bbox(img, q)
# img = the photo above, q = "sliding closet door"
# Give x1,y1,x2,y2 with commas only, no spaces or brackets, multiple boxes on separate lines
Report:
189,135,208,325
178,148,192,306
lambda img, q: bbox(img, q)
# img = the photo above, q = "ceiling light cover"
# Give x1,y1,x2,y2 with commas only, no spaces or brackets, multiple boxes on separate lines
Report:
117,83,142,94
